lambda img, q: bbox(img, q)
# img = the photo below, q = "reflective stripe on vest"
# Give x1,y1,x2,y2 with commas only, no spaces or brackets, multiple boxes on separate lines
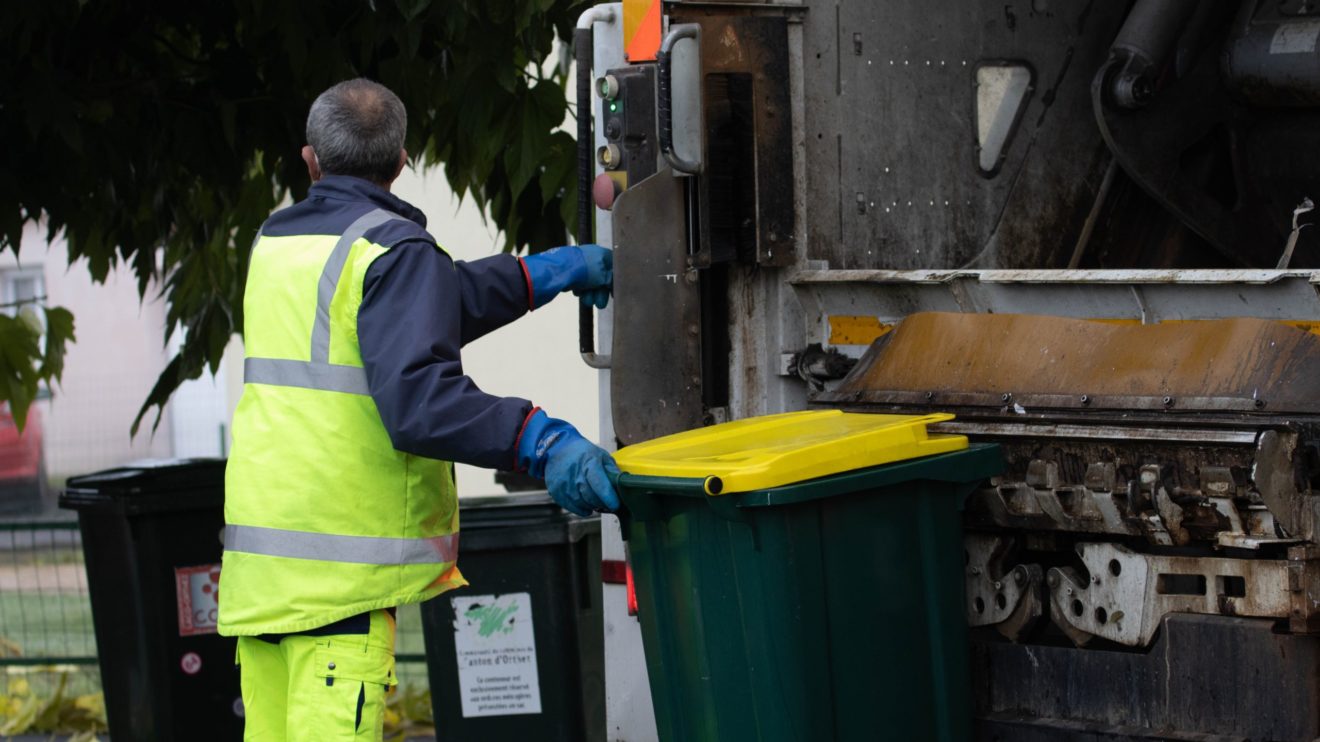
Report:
243,358,369,395
224,524,459,565
243,208,403,395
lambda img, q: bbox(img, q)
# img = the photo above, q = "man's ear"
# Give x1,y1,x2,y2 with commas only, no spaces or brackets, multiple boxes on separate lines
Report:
391,149,408,183
302,145,322,182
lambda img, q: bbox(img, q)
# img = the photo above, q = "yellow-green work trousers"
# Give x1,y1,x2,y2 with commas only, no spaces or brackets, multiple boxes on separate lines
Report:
236,609,397,741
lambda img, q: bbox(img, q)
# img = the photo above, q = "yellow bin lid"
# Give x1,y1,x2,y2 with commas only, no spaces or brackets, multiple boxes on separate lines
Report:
613,409,967,495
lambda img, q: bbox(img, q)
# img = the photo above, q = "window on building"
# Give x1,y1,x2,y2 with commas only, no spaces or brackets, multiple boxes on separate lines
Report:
1,269,44,314
0,269,47,341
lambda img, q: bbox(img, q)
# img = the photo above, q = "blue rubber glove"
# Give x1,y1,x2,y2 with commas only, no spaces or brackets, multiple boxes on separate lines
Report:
517,410,621,516
570,244,613,310
522,245,613,309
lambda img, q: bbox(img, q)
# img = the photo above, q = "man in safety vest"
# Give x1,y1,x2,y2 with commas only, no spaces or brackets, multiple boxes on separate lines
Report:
217,78,620,740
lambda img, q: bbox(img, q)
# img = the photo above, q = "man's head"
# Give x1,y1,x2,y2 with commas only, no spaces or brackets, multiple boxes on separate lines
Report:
303,78,407,188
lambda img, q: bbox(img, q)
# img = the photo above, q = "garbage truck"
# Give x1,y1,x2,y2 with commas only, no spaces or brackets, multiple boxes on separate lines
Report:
577,0,1320,739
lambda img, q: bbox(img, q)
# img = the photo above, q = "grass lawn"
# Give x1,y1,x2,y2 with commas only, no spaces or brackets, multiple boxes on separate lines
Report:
0,590,437,698
0,591,96,662
0,531,436,728
0,591,100,698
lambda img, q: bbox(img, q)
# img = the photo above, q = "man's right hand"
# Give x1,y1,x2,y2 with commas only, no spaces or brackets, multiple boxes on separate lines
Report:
516,409,621,516
542,432,620,516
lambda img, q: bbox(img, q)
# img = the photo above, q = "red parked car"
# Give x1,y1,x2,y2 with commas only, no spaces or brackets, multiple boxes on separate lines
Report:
0,402,47,514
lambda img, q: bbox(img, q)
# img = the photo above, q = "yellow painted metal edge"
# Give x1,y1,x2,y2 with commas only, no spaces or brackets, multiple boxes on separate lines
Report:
828,315,894,345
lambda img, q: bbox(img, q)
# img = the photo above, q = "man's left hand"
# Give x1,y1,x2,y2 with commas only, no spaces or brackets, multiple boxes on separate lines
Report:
570,244,613,309
522,244,614,309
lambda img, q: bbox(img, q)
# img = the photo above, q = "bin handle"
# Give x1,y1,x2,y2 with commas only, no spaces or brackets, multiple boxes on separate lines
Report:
612,472,754,531
614,471,707,495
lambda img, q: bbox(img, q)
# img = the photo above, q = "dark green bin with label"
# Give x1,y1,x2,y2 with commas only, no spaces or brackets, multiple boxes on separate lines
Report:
618,442,1002,742
419,493,605,742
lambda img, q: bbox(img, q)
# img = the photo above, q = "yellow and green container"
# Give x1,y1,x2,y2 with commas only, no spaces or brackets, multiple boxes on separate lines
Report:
613,410,1002,742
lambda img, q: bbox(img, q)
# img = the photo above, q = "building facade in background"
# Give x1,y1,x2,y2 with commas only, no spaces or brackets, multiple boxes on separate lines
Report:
8,167,599,498
11,224,238,494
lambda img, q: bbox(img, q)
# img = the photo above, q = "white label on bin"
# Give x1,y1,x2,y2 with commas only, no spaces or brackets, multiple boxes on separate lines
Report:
451,592,542,717
180,651,202,675
175,563,221,636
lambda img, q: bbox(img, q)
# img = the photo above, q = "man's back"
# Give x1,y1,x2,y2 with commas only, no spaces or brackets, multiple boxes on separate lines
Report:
221,175,464,637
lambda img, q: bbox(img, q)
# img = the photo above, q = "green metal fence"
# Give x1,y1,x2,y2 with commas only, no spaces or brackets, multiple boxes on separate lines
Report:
0,518,98,699
0,517,433,695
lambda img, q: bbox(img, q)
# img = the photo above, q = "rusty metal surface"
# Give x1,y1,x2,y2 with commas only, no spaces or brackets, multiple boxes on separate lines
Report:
1092,0,1320,270
971,614,1320,741
822,312,1320,415
956,429,1320,644
934,421,1258,445
610,167,705,445
965,534,1044,641
800,0,1131,270
1255,429,1320,542
789,270,1320,363
667,9,795,267
785,0,1320,272
952,425,1303,549
791,268,1320,283
1224,3,1320,107
994,565,1044,643
1090,2,1280,268
1048,543,1293,647
1284,544,1320,634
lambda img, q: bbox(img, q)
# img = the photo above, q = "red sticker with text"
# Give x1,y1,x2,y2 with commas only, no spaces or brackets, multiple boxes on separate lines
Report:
175,564,221,636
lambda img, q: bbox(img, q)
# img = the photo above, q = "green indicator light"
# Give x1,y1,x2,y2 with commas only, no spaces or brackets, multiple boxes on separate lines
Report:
609,102,618,112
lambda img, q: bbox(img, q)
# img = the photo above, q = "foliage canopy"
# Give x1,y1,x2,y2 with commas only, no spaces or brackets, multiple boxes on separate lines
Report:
1,0,587,432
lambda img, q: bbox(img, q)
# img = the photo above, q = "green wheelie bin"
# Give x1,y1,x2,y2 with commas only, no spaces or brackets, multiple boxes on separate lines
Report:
613,410,1002,742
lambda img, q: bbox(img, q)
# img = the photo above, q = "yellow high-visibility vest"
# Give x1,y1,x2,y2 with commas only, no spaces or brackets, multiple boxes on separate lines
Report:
218,208,466,636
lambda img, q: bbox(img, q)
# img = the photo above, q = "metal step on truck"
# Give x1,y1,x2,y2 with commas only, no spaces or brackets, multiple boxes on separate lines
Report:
575,1,1320,740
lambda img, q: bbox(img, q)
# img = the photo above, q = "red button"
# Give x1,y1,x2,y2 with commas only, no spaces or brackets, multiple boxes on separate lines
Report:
593,173,622,211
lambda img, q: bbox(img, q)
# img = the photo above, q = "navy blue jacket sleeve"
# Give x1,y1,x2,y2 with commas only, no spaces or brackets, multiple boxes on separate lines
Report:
359,241,533,470
451,253,533,346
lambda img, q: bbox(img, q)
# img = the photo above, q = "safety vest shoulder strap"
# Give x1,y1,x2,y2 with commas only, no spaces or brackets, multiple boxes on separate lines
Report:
244,208,405,396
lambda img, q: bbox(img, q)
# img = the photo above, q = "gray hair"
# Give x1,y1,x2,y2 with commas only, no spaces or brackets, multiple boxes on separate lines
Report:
306,79,407,184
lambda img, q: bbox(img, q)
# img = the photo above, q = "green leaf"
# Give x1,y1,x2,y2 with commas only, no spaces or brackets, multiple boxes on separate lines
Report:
539,130,575,206
1,1,581,433
39,306,75,383
132,354,186,437
0,693,41,735
395,0,433,23
0,313,43,431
